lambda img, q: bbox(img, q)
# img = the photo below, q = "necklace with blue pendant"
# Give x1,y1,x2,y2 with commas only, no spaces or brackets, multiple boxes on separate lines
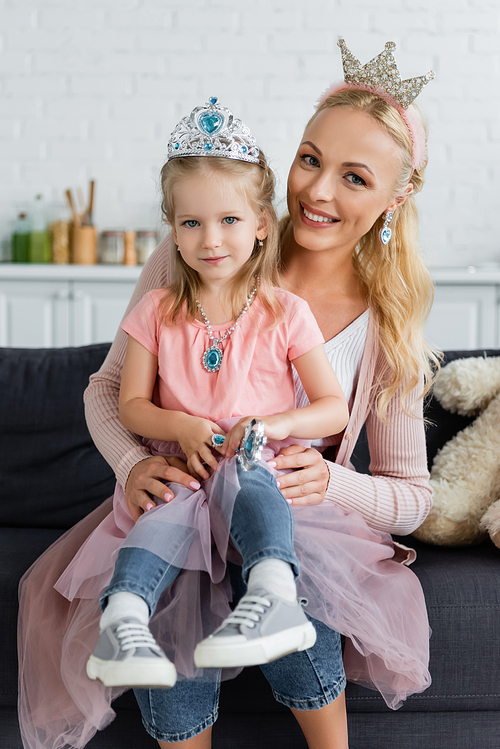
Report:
196,285,257,373
202,342,224,373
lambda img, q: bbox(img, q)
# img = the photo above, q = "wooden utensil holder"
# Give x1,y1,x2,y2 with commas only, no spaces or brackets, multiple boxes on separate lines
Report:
72,225,97,264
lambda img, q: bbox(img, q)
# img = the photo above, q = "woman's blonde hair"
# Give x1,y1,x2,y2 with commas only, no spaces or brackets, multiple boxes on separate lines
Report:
159,155,282,328
282,88,440,420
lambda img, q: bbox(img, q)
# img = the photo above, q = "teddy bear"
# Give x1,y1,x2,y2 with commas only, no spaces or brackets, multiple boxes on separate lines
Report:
412,356,500,549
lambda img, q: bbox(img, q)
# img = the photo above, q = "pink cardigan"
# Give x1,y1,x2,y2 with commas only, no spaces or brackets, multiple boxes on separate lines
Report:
84,237,432,539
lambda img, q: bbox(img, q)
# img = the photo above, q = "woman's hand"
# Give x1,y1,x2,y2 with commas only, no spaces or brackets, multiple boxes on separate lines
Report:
177,417,226,481
218,414,292,459
269,444,329,506
125,455,200,522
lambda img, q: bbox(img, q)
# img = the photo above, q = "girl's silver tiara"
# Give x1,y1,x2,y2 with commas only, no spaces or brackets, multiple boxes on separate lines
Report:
167,97,262,166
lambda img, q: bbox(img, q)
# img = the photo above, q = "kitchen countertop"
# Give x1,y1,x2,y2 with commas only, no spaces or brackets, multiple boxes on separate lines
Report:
429,266,500,283
2,264,500,283
0,263,143,280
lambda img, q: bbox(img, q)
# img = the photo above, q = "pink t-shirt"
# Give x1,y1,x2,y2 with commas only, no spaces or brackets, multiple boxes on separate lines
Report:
121,287,324,422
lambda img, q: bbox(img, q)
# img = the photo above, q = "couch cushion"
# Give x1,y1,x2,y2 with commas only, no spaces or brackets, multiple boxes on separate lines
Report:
0,345,115,529
0,527,64,707
346,537,500,712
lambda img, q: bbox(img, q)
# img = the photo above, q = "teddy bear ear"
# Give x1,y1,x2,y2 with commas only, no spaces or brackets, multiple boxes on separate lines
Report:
434,356,500,416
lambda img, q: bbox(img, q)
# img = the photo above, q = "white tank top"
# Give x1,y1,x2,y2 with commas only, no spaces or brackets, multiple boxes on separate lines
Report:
293,309,370,448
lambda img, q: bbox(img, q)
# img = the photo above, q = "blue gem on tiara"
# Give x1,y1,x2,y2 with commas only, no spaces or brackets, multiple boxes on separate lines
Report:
199,112,223,135
166,97,261,166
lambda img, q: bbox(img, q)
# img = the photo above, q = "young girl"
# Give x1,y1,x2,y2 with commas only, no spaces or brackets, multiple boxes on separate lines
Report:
60,98,349,691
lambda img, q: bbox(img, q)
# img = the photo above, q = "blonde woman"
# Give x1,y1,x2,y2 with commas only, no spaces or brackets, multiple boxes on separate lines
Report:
19,41,437,749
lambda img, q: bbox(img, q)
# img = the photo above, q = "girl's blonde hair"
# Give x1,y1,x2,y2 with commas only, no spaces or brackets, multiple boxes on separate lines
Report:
282,88,440,420
159,155,282,327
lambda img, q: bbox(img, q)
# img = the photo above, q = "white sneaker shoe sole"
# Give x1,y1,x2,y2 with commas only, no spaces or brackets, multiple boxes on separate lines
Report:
86,654,177,689
193,620,317,668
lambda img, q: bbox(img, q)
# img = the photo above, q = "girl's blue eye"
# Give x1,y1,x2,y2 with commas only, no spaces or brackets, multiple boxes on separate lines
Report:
346,173,366,186
223,217,238,225
184,220,199,228
300,154,320,168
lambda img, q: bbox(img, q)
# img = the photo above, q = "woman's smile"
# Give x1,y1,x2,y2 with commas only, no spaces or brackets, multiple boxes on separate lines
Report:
300,202,340,227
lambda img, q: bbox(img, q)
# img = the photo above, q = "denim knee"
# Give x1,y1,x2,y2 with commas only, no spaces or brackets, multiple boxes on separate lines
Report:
134,676,221,742
260,617,346,710
230,465,300,582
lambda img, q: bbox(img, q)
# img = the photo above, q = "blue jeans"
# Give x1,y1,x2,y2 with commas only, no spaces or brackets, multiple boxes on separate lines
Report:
101,464,300,615
134,609,346,743
101,465,346,741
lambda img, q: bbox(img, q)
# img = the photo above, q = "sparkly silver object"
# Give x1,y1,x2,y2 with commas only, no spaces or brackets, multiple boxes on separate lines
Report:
167,96,261,165
238,419,267,471
238,419,268,471
209,419,267,471
196,285,258,373
337,39,435,109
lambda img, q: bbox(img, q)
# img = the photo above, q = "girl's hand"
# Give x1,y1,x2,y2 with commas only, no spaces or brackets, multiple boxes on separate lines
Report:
218,414,292,459
269,444,329,506
177,418,226,481
125,455,200,522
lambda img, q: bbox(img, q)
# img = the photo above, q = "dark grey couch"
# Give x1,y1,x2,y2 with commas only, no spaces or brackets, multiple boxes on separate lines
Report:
1,344,499,749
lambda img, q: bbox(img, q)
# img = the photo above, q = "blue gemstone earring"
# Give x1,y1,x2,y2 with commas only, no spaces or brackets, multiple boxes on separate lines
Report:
380,211,393,245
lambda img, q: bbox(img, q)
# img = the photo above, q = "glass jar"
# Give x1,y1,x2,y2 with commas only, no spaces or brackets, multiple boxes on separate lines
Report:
123,230,137,266
29,195,51,263
135,230,158,265
99,230,124,264
50,220,70,264
12,212,31,262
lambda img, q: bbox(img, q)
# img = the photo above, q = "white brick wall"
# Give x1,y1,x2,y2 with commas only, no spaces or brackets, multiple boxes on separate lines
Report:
0,0,499,266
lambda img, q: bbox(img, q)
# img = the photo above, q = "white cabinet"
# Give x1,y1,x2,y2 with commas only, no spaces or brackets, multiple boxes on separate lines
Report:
0,265,141,348
73,282,140,346
425,283,497,350
0,280,71,348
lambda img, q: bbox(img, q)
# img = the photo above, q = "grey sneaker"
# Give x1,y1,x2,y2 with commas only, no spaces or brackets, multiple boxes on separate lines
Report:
193,589,316,668
86,617,177,689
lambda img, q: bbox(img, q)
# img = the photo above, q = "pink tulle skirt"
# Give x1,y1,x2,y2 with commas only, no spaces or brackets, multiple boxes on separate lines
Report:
18,424,431,749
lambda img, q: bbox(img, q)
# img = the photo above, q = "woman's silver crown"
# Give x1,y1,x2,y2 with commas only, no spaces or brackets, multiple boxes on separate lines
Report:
338,38,435,109
167,97,261,165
